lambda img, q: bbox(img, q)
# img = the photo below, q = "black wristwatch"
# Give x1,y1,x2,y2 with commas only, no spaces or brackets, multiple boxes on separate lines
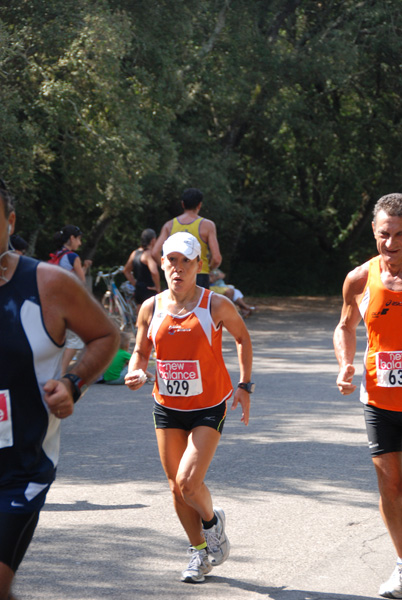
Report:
238,382,255,393
61,374,88,403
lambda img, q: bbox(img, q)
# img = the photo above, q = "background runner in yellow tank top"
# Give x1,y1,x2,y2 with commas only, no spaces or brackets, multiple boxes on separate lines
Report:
170,216,209,274
152,188,222,289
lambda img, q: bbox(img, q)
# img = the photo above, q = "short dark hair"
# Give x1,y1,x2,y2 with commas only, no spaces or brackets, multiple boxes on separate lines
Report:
373,193,402,222
140,228,156,249
10,234,28,252
181,188,203,210
0,178,15,217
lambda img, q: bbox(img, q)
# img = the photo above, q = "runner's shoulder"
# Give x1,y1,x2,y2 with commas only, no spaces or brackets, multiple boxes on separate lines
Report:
199,217,217,232
38,260,79,288
344,261,370,297
139,295,156,321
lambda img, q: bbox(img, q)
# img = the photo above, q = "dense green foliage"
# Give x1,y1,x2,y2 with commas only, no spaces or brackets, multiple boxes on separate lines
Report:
1,0,401,294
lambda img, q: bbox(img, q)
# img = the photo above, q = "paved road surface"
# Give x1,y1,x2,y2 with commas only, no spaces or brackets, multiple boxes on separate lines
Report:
15,298,393,600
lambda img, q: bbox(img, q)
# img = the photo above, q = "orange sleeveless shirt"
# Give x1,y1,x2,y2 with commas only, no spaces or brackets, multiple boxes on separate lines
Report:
148,288,233,411
359,255,402,410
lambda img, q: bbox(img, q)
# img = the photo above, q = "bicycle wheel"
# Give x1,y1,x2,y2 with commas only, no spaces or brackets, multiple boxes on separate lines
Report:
102,292,126,331
124,300,137,336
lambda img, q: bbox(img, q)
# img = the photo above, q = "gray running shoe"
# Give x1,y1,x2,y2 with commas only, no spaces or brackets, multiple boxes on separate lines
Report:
379,565,402,598
203,507,230,566
181,547,212,583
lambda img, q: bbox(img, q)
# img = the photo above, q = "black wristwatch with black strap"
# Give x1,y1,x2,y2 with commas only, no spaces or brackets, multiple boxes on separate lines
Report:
61,374,88,403
237,381,255,393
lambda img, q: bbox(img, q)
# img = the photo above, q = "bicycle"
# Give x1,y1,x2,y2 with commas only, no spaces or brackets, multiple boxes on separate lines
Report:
95,266,137,336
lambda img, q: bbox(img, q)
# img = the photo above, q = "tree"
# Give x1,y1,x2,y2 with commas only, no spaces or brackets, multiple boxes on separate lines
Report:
2,0,402,294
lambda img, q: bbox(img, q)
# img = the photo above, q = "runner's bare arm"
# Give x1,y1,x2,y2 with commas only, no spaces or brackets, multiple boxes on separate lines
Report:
201,220,222,271
211,294,252,425
144,251,161,291
125,298,154,390
123,250,137,287
152,221,173,265
38,263,120,415
333,264,368,395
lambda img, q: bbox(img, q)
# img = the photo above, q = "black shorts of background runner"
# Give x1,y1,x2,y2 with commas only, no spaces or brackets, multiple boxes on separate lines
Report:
153,400,226,433
364,404,402,456
134,282,157,305
196,273,210,289
0,511,39,572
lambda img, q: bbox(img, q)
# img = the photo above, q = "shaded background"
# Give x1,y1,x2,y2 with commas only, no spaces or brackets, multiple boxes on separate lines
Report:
1,1,400,294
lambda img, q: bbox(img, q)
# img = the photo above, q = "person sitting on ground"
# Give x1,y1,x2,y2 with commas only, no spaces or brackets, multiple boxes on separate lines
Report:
209,269,256,318
100,332,154,385
101,332,132,385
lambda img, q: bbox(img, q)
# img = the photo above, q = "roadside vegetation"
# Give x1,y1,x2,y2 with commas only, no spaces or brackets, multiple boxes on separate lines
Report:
1,1,400,294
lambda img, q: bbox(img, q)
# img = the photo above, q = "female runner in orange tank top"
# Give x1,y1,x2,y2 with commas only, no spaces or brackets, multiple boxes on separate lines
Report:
125,232,253,583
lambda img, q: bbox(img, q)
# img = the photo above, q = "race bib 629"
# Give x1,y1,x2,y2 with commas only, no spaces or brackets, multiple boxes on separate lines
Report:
156,360,203,397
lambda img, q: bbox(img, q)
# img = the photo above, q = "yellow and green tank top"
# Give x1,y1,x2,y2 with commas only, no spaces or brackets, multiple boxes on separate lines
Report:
170,217,210,274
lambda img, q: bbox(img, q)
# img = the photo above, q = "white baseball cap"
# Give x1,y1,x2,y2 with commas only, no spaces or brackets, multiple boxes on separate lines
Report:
162,232,201,260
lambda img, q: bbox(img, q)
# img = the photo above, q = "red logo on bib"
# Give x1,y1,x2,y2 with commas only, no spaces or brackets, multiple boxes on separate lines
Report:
158,361,198,381
0,393,9,423
377,352,402,370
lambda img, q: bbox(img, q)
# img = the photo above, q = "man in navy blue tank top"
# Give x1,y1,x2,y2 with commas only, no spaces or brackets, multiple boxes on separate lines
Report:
0,180,119,600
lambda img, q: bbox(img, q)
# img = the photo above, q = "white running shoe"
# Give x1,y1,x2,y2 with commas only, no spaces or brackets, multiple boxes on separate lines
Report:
379,565,402,598
203,507,230,566
181,547,212,583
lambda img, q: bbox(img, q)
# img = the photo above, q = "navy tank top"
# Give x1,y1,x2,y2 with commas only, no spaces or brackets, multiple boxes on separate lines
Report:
0,256,64,512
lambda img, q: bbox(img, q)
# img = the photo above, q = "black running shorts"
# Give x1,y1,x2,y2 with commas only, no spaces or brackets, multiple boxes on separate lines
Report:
364,403,402,456
196,273,210,289
0,510,40,572
153,401,226,433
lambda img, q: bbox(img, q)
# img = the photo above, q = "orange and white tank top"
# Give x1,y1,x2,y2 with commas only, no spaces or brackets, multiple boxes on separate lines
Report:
359,255,402,410
148,288,233,411
170,217,210,274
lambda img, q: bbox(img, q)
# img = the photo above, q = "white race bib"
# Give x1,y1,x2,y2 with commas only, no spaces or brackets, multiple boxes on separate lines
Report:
0,390,13,449
376,351,402,387
156,360,203,397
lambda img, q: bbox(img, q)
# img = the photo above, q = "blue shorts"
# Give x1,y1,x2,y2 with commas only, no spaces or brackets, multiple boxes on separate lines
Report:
153,401,226,433
364,403,402,456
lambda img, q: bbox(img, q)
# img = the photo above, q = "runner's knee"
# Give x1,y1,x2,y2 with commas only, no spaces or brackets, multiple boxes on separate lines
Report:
176,472,203,501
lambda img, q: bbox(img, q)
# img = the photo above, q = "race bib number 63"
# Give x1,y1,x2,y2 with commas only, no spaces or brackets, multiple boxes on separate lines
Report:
376,351,402,387
156,360,203,397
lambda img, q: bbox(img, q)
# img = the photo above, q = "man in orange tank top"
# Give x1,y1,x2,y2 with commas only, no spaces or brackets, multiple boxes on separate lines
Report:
126,232,253,583
334,193,402,598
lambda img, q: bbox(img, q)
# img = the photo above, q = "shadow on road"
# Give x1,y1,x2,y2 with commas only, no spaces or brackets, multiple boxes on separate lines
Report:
209,575,379,599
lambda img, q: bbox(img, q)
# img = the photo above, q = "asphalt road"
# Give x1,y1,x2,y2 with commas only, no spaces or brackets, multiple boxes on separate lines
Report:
15,298,394,600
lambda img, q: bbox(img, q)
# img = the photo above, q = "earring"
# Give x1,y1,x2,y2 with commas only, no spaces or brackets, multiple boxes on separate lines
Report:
8,225,11,234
